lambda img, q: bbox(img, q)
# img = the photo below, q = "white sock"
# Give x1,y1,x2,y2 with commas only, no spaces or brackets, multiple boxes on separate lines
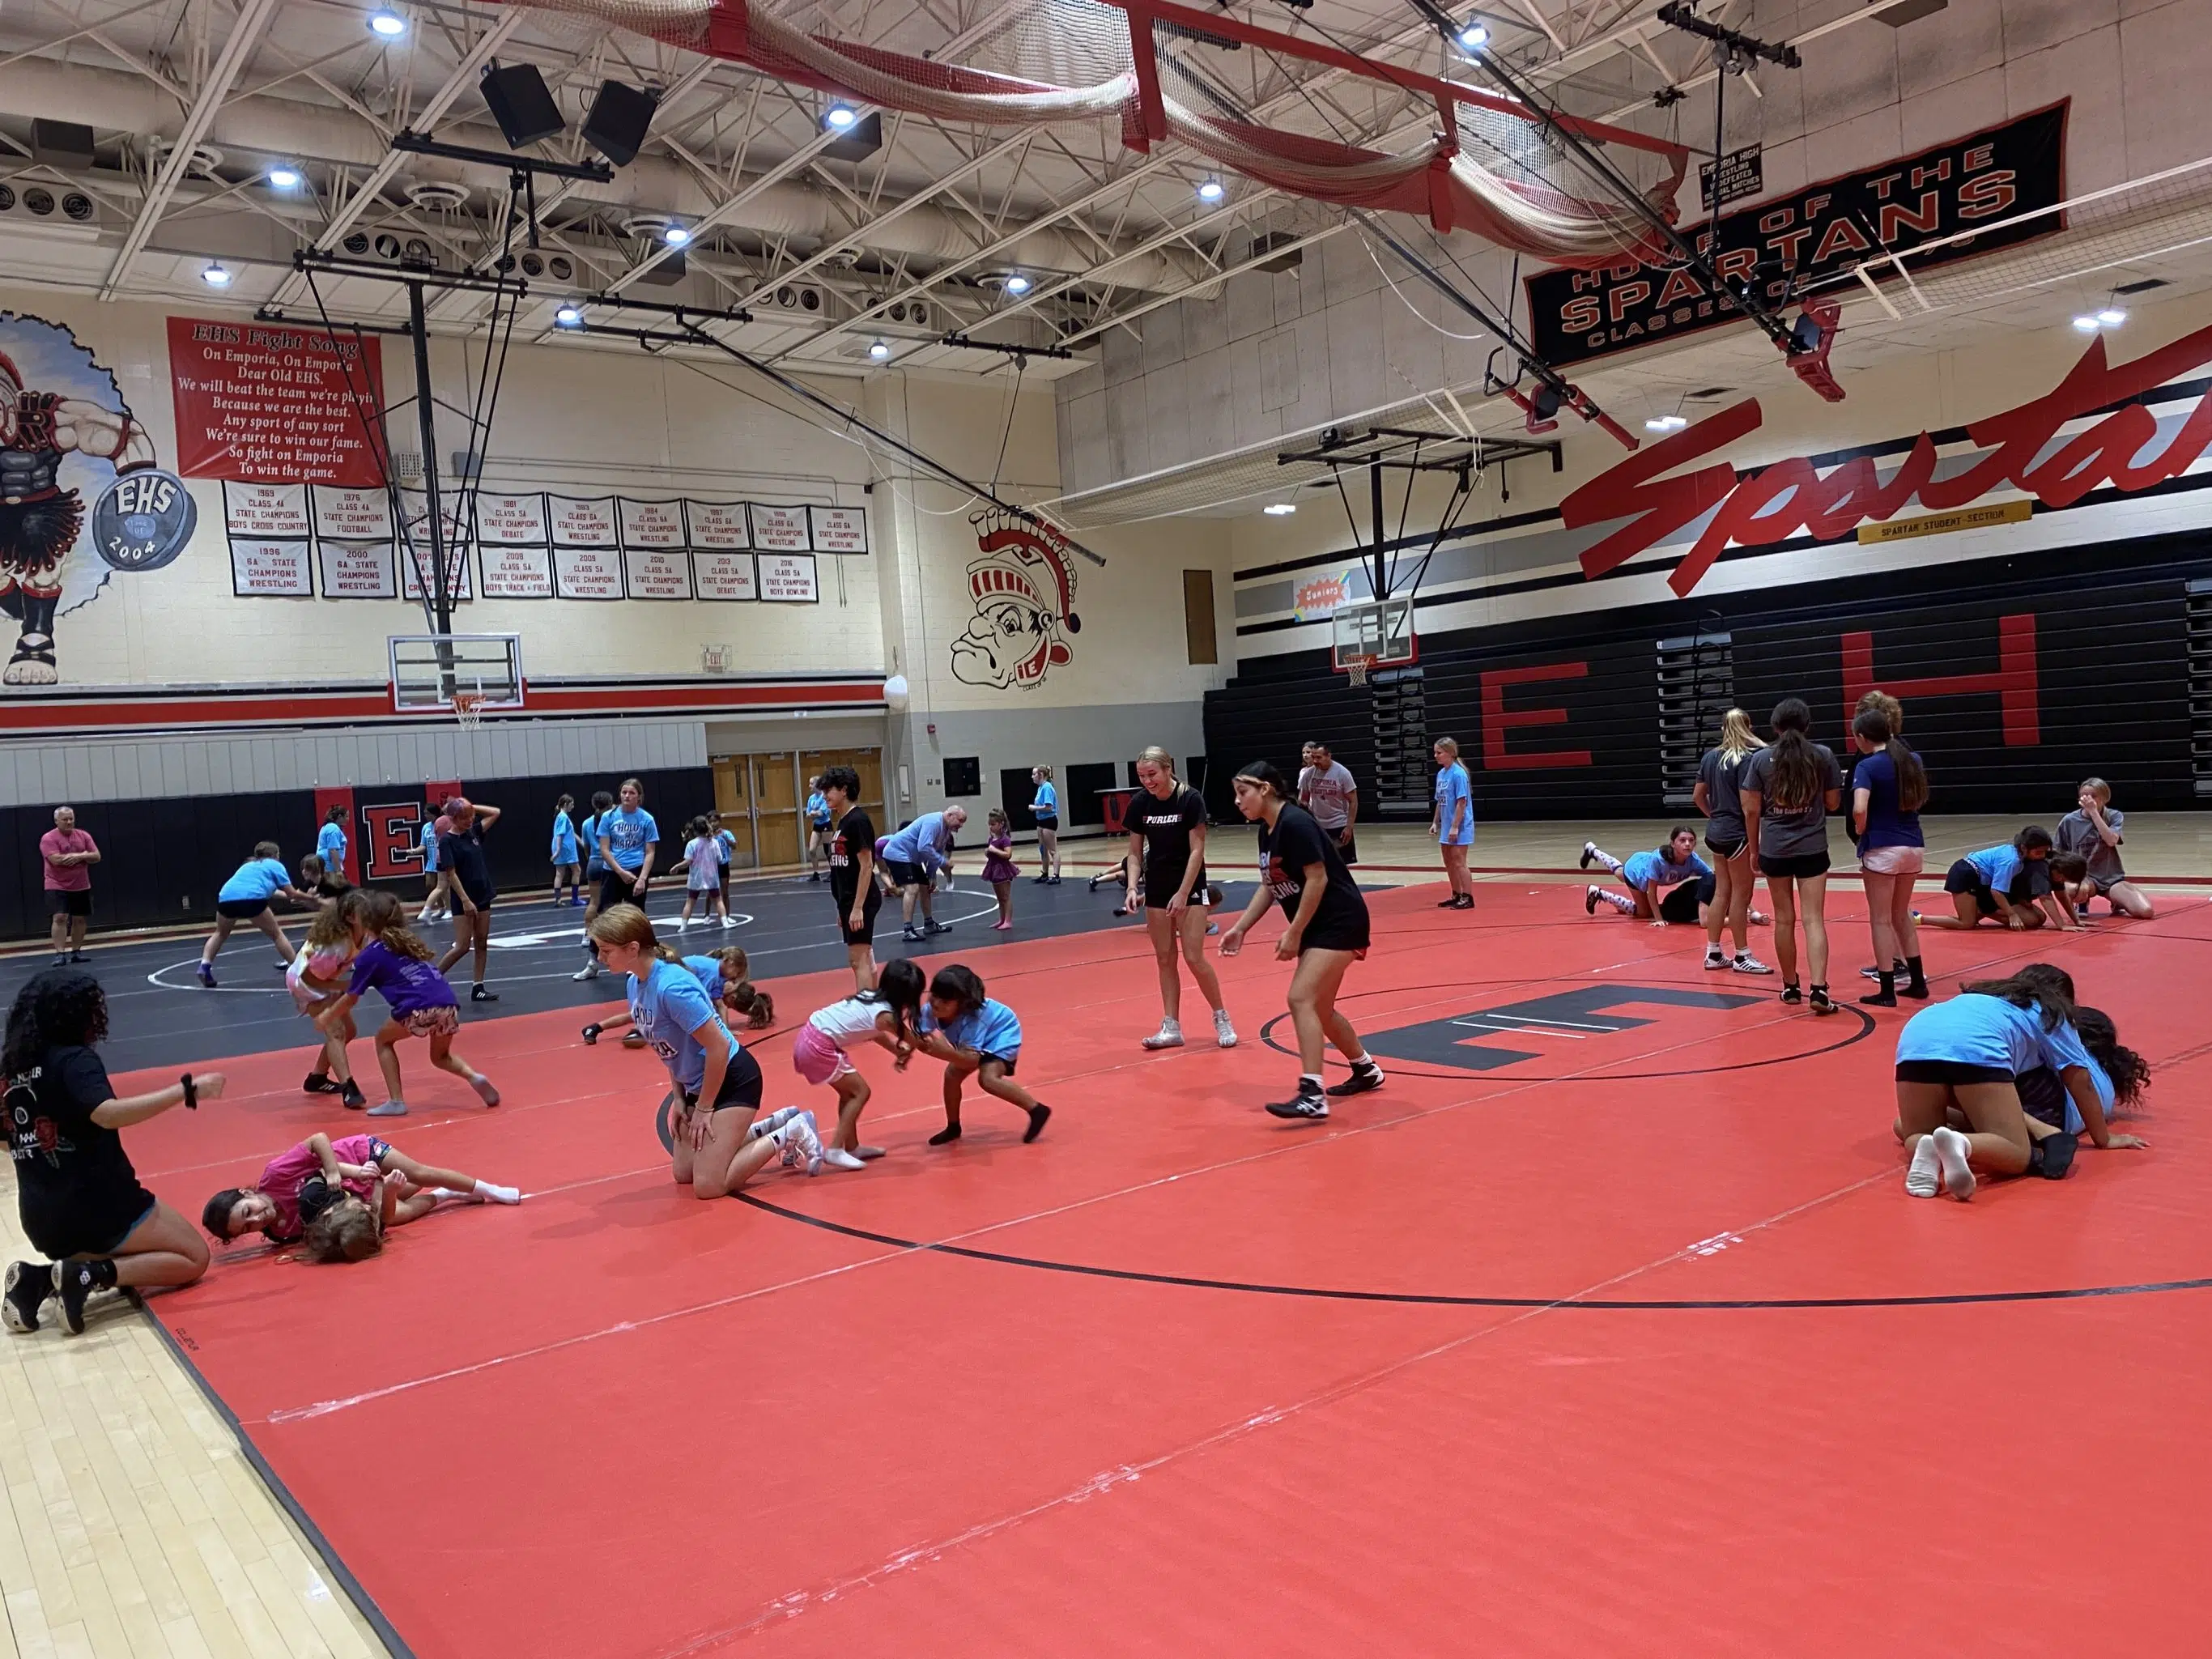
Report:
1596,887,1636,914
1932,1126,1976,1199
1300,1073,1324,1093
475,1181,521,1205
1904,1137,1940,1198
1589,846,1623,874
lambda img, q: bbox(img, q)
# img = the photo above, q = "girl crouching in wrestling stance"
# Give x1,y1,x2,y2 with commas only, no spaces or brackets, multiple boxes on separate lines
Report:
587,905,820,1193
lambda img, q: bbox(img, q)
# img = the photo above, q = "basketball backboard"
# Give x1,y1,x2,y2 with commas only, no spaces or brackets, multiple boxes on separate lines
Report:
389,633,525,715
1331,598,1417,677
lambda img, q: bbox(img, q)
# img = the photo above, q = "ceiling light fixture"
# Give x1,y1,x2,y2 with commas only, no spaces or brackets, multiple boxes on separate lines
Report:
662,223,690,246
554,304,584,328
1263,502,1296,516
1457,20,1489,49
266,165,303,190
868,339,891,361
201,261,232,287
2072,314,2101,332
1196,177,1225,202
367,6,406,37
2095,307,2126,327
1645,412,1687,432
823,104,859,131
1002,273,1032,296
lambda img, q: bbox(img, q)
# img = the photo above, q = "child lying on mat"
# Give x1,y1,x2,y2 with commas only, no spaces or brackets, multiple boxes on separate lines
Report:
203,1131,519,1256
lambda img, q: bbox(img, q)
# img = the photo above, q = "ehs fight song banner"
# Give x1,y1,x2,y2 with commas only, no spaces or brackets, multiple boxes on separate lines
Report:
1524,102,2068,369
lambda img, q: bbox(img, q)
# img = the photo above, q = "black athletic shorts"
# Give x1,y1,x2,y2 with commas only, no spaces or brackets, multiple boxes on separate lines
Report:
1300,927,1371,955
837,883,883,946
48,889,91,917
217,896,272,920
599,869,647,912
1704,833,1746,860
1894,1060,2014,1087
19,1186,157,1262
1943,859,1998,914
457,884,495,914
1757,851,1831,880
1657,880,1704,925
681,1047,765,1115
1032,815,1058,831
1143,870,1210,911
884,857,928,889
1320,827,1358,867
2015,1066,2069,1128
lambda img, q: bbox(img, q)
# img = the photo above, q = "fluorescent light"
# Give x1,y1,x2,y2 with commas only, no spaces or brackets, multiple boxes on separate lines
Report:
1645,413,1687,432
266,166,303,190
1002,273,1032,296
554,304,584,328
868,339,891,361
662,223,690,246
367,6,406,36
1457,20,1489,49
2072,314,2100,332
1263,502,1296,516
823,104,858,130
200,262,232,287
2096,307,2126,326
1196,177,1225,202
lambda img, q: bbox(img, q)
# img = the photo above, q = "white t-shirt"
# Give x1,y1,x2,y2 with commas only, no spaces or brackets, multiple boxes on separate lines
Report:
683,834,725,890
1299,762,1357,830
809,996,891,1046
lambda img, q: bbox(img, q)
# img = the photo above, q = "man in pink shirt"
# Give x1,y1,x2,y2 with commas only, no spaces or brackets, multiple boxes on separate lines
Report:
40,805,100,965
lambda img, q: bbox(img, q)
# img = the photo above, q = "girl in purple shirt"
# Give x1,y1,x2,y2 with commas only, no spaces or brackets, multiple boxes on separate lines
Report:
316,891,501,1120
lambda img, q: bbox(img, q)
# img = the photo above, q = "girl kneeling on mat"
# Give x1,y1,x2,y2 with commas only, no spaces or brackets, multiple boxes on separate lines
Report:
795,959,925,1171
1220,759,1381,1121
1893,967,2145,1201
1923,829,2084,933
587,905,820,1193
913,964,1049,1145
1580,828,1759,930
203,1131,519,1249
316,891,500,1120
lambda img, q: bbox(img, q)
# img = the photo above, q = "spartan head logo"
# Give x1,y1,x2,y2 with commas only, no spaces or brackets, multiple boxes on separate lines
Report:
950,509,1081,691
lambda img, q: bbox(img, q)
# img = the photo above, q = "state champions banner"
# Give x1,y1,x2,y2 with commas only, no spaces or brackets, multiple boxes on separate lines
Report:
1523,103,2067,370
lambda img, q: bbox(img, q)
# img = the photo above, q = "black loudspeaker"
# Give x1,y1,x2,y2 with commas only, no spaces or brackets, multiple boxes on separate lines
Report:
581,81,657,168
480,63,564,150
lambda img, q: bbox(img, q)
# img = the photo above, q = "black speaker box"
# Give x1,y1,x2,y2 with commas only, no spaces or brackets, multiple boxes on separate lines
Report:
581,81,657,168
480,63,564,150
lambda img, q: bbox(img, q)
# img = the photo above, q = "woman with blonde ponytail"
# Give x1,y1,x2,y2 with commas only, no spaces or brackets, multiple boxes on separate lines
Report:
1691,709,1771,975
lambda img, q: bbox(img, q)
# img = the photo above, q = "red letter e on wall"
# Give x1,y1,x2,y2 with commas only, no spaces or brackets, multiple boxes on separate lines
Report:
1482,662,1594,771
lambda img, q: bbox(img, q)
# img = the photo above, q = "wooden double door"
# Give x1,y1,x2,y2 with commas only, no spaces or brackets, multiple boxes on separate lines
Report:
712,747,884,870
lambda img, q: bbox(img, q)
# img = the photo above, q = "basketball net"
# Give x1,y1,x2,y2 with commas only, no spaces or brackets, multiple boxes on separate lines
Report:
1342,654,1374,688
452,689,487,730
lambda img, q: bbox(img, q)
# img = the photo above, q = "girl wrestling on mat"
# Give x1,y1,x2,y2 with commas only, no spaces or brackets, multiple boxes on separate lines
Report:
1219,760,1382,1121
196,841,315,987
204,1130,519,1256
793,958,925,1170
587,905,821,1193
912,963,1049,1146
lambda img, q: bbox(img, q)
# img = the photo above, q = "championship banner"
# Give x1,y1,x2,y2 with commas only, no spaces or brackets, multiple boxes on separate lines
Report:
623,548,693,599
167,317,386,485
222,481,310,537
759,552,819,602
312,485,393,542
687,500,751,550
750,504,811,551
694,551,759,600
229,538,313,597
809,504,868,553
617,498,686,549
479,545,555,598
548,496,619,547
474,492,550,545
1525,103,2067,369
318,541,396,600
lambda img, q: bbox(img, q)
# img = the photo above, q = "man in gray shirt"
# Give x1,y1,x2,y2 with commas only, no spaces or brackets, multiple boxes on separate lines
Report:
1296,742,1359,866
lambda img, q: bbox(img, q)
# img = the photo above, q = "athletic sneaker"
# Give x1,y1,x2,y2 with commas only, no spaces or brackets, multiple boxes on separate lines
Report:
1585,885,1602,915
469,1074,501,1108
1703,947,1728,971
1904,1136,1941,1197
55,1261,99,1336
195,963,216,988
1932,1125,1976,1199
340,1079,367,1110
3,1261,53,1334
1142,1020,1185,1050
720,916,738,929
470,984,498,1002
746,1105,802,1142
1213,1009,1238,1049
1859,960,1907,982
821,1146,867,1171
1326,1059,1385,1098
572,961,602,981
1779,982,1802,1005
1808,984,1839,1016
1732,951,1774,975
1265,1081,1329,1121
779,1109,823,1176
68,951,88,964
303,1074,342,1095
901,925,925,943
924,919,952,936
1580,840,1599,870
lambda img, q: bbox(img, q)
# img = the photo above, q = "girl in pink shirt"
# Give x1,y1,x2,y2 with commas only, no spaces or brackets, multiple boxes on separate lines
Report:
202,1131,518,1247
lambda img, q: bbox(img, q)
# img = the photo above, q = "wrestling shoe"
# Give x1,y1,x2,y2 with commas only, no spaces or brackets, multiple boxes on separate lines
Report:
1142,1019,1185,1050
56,1260,103,1335
1732,951,1774,975
746,1105,802,1142
1325,1059,1385,1098
3,1262,53,1334
1213,1009,1238,1049
1265,1080,1329,1121
1580,840,1599,870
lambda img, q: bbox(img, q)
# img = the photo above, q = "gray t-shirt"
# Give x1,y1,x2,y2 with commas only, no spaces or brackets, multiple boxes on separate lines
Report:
1298,762,1357,831
1742,742,1841,860
1696,746,1751,843
2055,806,2125,883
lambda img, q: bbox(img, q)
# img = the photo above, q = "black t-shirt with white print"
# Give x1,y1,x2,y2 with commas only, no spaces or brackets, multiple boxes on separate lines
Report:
6,1044,155,1257
1126,784,1209,904
828,806,874,912
1259,802,1370,952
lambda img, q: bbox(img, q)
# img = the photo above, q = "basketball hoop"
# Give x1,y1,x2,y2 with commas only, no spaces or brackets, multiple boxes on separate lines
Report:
451,690,487,730
1342,653,1375,688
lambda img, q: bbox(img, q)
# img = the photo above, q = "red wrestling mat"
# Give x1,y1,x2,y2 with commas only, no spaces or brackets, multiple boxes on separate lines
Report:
122,885,2212,1658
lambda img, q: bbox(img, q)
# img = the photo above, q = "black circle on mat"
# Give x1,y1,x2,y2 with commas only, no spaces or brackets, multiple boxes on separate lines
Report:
1255,982,1877,1081
730,1189,2212,1312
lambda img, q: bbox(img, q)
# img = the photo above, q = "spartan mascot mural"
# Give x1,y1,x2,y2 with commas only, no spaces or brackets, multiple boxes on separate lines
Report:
0,312,195,686
950,508,1081,691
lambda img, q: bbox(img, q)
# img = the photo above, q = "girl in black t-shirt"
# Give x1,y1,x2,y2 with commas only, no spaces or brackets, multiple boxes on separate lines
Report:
821,765,883,992
1219,761,1383,1121
1124,747,1236,1052
4,969,227,1336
